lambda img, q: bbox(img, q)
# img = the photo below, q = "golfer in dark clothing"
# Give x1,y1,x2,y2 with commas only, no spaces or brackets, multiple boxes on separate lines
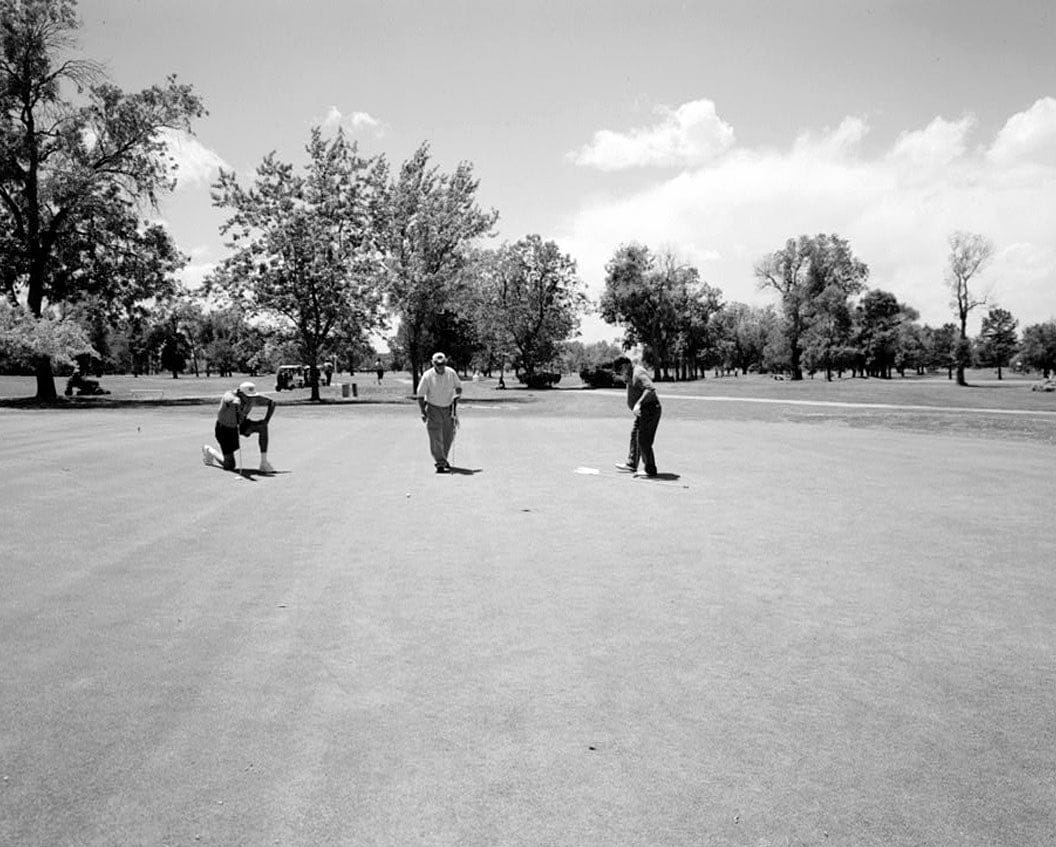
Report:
614,356,661,477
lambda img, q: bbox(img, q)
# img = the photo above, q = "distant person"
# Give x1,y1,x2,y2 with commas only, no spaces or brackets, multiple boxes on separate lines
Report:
613,355,661,477
202,381,276,473
324,362,334,386
416,352,462,473
375,358,384,384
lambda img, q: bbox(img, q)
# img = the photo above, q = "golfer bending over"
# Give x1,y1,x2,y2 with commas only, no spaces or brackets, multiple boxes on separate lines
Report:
417,352,461,473
202,381,276,473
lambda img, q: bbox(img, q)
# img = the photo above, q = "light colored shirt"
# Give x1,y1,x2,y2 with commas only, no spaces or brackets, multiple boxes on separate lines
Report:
417,367,462,407
216,391,269,427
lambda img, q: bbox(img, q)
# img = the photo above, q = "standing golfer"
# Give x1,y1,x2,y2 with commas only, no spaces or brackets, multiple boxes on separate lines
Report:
202,381,276,473
614,355,661,477
417,352,462,473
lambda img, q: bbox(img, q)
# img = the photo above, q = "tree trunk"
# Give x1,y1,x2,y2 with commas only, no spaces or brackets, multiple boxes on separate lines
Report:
34,357,58,401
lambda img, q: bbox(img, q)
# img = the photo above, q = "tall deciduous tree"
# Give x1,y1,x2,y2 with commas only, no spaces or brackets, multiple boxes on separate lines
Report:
210,128,385,401
377,142,497,388
854,289,917,379
600,244,720,380
0,0,203,398
755,233,868,380
976,306,1017,380
1019,321,1056,378
711,302,776,375
945,231,994,386
479,234,586,378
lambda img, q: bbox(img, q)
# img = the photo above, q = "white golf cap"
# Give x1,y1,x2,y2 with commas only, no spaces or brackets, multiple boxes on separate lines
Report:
239,381,258,396
432,352,447,364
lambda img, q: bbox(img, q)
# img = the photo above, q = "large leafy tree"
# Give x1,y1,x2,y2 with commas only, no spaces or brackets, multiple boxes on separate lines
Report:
600,244,719,379
377,142,498,387
976,306,1018,380
944,231,994,386
755,233,868,381
854,289,917,379
711,302,776,376
667,255,723,380
0,297,91,369
0,0,203,398
210,128,385,401
477,234,586,377
1018,321,1056,378
923,323,959,380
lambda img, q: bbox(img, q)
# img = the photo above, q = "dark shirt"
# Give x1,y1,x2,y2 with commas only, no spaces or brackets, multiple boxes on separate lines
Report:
626,365,660,410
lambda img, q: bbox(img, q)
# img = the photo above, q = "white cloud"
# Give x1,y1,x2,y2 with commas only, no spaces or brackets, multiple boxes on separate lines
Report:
160,129,228,189
987,97,1056,167
568,99,735,170
561,100,1056,334
321,105,386,136
887,115,974,173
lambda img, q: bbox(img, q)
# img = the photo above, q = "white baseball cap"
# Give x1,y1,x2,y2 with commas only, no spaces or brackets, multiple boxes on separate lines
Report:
432,352,447,364
238,381,258,396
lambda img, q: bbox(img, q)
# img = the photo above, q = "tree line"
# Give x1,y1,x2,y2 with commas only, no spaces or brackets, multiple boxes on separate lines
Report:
3,1,1055,402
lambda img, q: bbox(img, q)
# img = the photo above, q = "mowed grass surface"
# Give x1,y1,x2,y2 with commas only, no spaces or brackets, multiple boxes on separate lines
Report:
2,387,1056,846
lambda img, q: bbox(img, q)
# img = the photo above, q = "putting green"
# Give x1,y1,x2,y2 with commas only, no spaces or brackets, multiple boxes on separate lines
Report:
2,399,1055,846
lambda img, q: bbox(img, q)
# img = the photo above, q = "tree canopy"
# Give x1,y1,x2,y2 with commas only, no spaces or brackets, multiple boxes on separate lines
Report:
376,142,497,387
1,0,204,397
210,127,385,400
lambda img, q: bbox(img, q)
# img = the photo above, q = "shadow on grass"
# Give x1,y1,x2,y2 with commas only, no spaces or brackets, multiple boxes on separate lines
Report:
206,465,292,481
446,466,483,475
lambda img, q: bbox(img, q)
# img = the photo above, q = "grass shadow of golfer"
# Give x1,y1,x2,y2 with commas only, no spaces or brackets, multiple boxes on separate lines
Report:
207,465,257,482
635,472,681,482
207,466,290,481
447,466,483,475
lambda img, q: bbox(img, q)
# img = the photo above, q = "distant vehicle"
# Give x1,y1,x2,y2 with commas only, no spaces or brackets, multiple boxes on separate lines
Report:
64,370,110,396
275,364,308,391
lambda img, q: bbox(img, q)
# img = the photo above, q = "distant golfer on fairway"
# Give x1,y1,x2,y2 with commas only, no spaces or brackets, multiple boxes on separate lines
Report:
614,354,661,477
202,381,276,474
417,352,461,473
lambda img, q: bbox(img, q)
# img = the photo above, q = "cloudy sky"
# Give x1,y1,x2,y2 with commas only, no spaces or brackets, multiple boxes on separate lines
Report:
77,0,1055,342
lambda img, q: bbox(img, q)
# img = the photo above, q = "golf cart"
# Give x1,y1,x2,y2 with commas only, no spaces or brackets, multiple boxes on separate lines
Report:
64,368,110,396
275,364,307,391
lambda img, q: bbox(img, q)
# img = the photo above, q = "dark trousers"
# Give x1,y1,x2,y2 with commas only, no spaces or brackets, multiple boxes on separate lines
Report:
627,404,662,475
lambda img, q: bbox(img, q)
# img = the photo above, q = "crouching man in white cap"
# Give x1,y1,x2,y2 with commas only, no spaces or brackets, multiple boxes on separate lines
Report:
202,381,276,473
416,352,461,473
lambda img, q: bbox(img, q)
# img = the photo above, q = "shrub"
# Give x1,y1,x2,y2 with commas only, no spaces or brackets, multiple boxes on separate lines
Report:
518,371,562,389
579,365,625,389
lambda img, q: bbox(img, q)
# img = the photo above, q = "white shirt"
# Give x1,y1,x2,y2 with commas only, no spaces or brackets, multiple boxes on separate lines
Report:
417,366,462,407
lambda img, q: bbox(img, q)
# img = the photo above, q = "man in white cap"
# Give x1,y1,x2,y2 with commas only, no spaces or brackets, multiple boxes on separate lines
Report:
202,381,277,473
416,352,462,473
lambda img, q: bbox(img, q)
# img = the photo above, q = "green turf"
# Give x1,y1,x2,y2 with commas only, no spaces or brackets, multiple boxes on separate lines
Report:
2,391,1055,846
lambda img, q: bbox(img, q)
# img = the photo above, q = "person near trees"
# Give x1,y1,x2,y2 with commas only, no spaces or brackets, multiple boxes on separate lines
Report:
202,381,276,473
613,354,662,477
416,352,462,473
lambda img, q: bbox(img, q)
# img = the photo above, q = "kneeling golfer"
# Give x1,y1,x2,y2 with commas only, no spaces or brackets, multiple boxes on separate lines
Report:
417,352,461,473
202,381,276,473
